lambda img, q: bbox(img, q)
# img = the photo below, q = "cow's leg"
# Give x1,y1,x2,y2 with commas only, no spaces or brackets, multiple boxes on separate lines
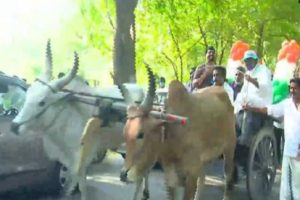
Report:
194,172,205,200
142,174,150,200
76,117,103,200
132,178,143,200
166,186,184,200
64,171,78,196
182,175,197,200
79,117,102,169
166,186,175,200
164,165,183,200
78,169,87,200
223,144,235,200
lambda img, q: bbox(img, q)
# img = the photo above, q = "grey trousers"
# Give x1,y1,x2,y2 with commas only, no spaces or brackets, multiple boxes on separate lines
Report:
236,111,266,147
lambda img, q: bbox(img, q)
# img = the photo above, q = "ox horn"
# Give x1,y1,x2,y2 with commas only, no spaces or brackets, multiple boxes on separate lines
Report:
51,52,79,91
110,72,134,105
141,62,156,111
44,39,53,81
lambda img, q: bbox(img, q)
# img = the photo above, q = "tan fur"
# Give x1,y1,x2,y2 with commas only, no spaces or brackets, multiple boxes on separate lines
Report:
78,117,149,200
122,80,236,200
77,117,103,175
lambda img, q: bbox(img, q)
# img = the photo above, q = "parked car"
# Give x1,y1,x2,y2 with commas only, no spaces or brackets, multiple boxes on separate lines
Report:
0,73,68,195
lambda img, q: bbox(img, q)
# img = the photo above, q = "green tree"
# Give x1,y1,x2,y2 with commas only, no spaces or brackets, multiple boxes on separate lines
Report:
76,0,300,84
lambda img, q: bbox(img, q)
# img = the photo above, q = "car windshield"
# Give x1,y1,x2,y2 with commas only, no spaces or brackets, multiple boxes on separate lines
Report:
0,85,26,115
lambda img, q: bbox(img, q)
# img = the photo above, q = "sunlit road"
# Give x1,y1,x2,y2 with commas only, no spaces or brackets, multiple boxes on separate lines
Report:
2,152,280,200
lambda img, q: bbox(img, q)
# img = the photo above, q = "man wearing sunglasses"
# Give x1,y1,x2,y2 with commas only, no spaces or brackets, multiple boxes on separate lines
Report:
243,78,300,200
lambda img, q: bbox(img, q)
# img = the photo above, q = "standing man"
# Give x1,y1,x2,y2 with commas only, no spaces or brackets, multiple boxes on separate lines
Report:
234,50,273,147
185,67,196,92
192,46,216,91
244,78,300,200
231,66,246,101
212,66,234,105
155,76,168,105
158,76,166,89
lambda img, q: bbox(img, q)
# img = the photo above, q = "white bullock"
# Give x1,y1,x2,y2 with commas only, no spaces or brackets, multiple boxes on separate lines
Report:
11,41,145,200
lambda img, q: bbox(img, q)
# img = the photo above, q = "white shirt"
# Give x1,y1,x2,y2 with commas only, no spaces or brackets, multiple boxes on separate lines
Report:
234,64,272,113
267,98,300,158
224,82,234,105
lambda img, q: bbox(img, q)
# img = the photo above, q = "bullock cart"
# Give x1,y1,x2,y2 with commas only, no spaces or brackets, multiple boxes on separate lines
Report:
239,117,283,200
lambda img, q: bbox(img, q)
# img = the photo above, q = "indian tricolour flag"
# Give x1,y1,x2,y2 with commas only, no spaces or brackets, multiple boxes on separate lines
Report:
226,40,250,83
273,40,300,104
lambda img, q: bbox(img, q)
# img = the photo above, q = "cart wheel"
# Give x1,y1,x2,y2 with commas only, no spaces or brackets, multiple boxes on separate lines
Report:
247,126,278,200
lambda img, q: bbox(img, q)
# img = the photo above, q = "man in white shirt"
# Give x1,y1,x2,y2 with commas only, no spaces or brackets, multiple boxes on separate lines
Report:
244,78,300,200
212,66,234,105
234,50,273,148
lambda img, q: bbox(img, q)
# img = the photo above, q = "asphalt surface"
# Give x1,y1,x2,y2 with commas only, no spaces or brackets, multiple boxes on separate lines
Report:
0,151,280,200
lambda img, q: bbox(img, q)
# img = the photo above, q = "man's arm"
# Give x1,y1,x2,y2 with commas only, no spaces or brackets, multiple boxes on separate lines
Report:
245,74,259,88
243,99,285,119
243,104,267,114
192,67,205,89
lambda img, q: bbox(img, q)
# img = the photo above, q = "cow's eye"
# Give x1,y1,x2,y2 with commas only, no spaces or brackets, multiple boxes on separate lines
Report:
38,101,46,106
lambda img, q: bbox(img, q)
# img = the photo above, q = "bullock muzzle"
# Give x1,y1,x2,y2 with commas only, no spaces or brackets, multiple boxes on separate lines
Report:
11,122,20,135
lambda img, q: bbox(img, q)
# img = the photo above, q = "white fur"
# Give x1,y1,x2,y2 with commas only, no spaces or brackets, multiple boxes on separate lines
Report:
13,76,144,200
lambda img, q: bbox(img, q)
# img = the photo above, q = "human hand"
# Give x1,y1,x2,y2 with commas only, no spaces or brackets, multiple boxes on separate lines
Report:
295,156,300,161
244,74,253,82
245,74,259,88
242,103,251,111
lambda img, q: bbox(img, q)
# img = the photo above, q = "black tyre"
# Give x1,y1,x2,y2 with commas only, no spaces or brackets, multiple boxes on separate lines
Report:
246,126,278,200
50,162,77,196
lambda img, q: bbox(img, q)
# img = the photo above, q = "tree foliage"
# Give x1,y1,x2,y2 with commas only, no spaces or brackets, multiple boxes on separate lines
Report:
78,0,300,84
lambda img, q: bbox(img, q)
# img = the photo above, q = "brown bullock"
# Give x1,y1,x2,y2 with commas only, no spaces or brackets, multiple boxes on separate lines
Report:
120,79,236,200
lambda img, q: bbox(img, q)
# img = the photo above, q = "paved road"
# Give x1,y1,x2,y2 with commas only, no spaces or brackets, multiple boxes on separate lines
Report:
2,151,280,200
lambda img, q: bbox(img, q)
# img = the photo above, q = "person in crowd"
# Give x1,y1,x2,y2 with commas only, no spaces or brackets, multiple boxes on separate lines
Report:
155,76,168,105
234,50,273,146
185,67,196,92
158,76,166,89
234,50,273,170
192,46,216,91
243,78,300,200
212,66,234,105
231,66,246,100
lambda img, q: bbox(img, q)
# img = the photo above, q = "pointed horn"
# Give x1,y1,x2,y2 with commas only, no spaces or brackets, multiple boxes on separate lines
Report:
44,39,53,81
141,62,156,111
110,72,134,104
51,52,79,91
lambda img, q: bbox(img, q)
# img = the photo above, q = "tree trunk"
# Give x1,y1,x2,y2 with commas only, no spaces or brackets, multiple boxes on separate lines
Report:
256,22,265,59
113,0,138,84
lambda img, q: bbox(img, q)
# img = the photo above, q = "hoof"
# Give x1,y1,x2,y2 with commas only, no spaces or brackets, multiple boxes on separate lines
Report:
142,190,149,200
222,196,230,200
227,182,235,191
